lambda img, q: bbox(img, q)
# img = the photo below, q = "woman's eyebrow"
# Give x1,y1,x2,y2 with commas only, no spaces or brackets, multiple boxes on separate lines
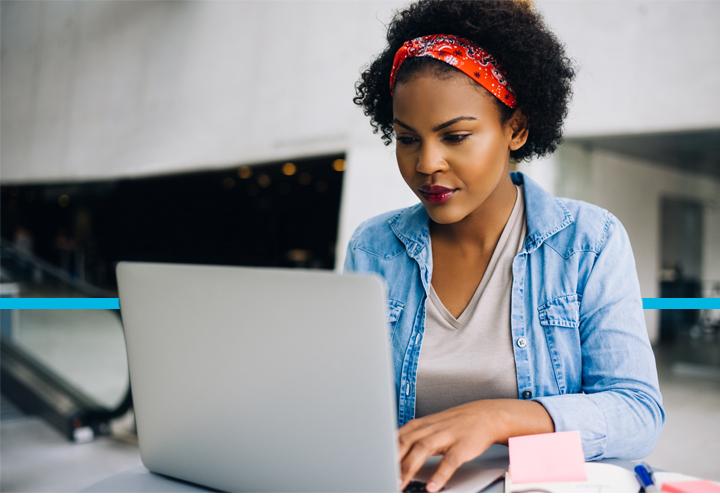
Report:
393,116,478,133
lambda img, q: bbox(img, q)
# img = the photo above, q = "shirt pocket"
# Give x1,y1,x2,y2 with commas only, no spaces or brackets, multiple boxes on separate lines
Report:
538,293,580,328
537,293,581,394
386,298,405,341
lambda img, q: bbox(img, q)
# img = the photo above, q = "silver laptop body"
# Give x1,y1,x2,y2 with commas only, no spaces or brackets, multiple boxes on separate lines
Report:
116,261,400,492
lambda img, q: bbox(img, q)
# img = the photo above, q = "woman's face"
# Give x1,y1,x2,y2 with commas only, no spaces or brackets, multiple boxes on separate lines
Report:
392,70,526,225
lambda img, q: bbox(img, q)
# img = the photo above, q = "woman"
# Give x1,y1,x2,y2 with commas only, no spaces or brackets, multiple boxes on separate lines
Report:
344,0,665,492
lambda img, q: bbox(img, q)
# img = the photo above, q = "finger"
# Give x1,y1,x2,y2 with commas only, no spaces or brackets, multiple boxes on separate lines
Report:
399,433,452,491
398,422,439,462
397,416,426,437
426,449,469,493
398,411,452,440
399,440,434,491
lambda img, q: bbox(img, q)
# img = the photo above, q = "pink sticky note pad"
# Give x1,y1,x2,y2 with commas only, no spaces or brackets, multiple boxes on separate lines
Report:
508,431,587,484
661,480,720,493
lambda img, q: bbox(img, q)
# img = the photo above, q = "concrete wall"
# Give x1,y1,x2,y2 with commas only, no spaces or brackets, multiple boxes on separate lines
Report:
539,0,720,136
0,0,401,183
2,0,719,184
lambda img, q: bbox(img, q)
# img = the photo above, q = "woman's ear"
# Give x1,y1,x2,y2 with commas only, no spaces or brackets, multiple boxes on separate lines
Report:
508,109,529,151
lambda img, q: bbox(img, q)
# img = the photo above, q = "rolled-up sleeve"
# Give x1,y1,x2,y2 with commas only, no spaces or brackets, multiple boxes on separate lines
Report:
535,212,666,460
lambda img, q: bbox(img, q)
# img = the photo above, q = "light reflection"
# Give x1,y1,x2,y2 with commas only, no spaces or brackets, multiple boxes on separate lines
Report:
257,173,272,188
332,159,345,172
237,166,253,179
282,163,297,176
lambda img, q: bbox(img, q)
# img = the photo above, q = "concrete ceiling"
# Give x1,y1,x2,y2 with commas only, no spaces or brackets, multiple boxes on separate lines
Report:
568,129,720,180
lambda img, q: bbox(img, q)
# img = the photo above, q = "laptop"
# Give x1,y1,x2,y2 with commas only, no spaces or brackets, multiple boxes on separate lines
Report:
115,261,507,492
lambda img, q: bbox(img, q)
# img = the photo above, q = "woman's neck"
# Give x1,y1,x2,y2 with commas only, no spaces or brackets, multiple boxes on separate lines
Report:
430,171,518,258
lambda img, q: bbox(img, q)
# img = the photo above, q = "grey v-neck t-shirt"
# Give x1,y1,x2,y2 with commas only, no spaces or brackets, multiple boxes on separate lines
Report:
415,185,526,418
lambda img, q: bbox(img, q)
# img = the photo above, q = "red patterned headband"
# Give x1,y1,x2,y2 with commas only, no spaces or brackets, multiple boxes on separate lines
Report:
389,34,517,109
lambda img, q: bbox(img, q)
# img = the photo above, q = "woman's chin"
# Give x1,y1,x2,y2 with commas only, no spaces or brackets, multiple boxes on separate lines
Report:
424,203,467,225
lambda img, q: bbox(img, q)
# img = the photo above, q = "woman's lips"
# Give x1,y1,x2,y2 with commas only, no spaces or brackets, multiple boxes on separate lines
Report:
419,188,458,204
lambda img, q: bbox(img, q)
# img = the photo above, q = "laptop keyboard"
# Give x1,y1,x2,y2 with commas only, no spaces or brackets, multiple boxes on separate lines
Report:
403,480,429,493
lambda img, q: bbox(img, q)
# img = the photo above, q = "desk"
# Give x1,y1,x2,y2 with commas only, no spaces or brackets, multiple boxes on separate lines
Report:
84,465,209,493
83,447,636,493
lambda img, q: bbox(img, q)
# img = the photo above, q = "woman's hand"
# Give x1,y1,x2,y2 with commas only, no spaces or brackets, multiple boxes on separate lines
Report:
397,399,554,492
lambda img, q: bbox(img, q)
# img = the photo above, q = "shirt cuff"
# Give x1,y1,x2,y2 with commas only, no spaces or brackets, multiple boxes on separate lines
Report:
533,392,609,461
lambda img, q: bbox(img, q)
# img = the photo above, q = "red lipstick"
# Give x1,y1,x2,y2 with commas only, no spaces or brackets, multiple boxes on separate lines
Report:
418,184,458,204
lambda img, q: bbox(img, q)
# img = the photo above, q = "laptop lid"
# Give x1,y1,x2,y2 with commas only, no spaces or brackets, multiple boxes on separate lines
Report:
116,261,400,492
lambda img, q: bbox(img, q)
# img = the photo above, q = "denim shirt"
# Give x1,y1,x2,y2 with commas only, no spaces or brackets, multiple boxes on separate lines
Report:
343,171,665,461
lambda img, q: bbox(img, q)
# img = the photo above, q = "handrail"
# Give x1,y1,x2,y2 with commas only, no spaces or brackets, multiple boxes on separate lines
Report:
0,237,133,440
0,237,117,298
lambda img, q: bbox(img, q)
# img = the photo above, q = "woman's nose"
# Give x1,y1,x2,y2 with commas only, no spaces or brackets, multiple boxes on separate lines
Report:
416,143,449,175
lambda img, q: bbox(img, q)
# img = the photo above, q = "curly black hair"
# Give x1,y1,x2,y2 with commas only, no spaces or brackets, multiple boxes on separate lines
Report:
353,0,576,162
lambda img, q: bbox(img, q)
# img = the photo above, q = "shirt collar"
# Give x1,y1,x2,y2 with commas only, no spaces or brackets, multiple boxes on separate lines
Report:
387,171,574,259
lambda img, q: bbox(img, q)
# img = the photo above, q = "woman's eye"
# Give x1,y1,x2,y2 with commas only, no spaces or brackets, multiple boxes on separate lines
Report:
444,134,470,143
395,134,468,145
397,136,417,145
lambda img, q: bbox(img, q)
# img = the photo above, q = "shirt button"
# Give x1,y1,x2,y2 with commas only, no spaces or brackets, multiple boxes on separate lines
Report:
516,337,527,348
405,383,410,396
522,390,533,399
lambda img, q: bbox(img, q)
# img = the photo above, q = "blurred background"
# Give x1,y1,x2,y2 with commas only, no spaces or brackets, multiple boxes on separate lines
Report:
1,0,719,491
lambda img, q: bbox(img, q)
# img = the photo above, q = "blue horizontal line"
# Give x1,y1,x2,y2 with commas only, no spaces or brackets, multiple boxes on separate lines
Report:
1,297,720,310
642,298,720,310
0,298,120,310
